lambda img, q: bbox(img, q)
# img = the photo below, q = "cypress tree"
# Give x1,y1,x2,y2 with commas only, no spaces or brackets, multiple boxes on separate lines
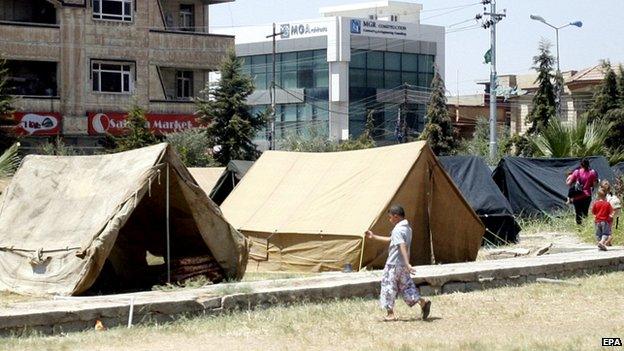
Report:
587,60,619,122
196,51,264,165
419,69,458,155
617,64,624,108
114,103,158,152
0,57,16,153
526,40,556,135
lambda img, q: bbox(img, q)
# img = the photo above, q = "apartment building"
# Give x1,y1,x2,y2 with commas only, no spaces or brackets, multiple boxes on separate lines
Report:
0,0,233,150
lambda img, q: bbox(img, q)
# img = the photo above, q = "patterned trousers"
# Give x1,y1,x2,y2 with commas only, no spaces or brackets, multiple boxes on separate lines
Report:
379,264,420,310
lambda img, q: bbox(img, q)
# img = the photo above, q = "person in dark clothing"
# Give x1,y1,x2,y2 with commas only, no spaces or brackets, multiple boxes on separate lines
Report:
566,158,598,225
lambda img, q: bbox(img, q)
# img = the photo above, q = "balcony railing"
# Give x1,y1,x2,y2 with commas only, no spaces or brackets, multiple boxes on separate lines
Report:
148,29,233,68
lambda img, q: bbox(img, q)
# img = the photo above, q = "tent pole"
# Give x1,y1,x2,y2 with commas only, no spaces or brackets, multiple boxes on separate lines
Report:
166,163,171,284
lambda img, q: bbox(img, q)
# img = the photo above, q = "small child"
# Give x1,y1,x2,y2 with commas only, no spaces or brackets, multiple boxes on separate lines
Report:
592,189,614,251
566,169,583,204
600,180,621,246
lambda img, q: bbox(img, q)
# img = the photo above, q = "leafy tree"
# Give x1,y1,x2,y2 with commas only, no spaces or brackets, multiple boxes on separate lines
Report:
37,137,78,156
0,56,16,153
419,69,458,155
617,64,624,107
165,128,218,167
114,103,158,152
0,142,20,178
531,116,610,158
603,108,624,153
526,40,556,135
458,117,511,165
196,51,264,165
587,60,619,123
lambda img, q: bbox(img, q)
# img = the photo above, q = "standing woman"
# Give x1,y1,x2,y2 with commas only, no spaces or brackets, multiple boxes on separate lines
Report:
566,158,598,225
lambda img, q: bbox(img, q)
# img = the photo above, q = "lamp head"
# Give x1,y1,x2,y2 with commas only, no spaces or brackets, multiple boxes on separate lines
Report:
570,21,583,28
530,14,547,24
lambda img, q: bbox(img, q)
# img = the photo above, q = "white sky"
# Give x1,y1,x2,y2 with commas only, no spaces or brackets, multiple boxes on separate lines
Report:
210,0,624,95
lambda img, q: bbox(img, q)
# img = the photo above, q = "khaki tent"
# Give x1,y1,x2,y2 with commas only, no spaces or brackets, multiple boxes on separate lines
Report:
189,167,226,194
221,141,484,272
0,144,248,296
0,178,9,194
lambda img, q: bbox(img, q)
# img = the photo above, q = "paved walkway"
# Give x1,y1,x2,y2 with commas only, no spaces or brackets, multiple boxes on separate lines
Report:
1,248,623,335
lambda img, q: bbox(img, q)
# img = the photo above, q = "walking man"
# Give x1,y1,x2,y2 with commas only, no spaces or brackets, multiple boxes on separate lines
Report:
366,205,432,321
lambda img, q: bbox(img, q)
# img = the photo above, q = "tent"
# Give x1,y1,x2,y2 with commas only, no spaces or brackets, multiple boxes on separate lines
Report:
0,144,248,296
613,162,624,176
189,167,226,195
209,160,254,205
439,156,521,244
493,156,615,217
221,141,484,273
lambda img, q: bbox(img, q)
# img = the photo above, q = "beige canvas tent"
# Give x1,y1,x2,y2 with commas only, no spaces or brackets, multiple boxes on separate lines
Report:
221,141,484,272
0,144,248,296
189,167,226,194
0,178,8,194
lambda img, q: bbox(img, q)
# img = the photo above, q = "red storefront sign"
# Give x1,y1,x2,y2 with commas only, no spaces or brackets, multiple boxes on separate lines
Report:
13,112,62,136
87,112,199,136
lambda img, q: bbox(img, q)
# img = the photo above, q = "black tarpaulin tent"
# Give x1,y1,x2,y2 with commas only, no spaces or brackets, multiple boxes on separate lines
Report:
613,162,624,176
493,156,615,217
439,156,520,244
209,160,254,205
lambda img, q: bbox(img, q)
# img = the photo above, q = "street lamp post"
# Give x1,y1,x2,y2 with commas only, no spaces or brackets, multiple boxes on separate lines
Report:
530,15,582,119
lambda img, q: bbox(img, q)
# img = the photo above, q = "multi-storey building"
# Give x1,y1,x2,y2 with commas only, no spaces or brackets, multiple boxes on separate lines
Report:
217,1,445,148
0,0,233,151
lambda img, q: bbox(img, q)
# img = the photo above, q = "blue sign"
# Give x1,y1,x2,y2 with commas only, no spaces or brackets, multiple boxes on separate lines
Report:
350,19,361,34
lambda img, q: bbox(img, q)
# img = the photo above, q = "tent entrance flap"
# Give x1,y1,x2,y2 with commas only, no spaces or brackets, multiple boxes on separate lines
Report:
88,165,225,294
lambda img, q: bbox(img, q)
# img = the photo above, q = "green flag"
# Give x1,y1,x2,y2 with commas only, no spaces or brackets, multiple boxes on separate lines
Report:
484,48,492,64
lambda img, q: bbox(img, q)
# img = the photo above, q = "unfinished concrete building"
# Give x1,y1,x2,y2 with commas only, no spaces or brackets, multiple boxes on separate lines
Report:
0,0,233,151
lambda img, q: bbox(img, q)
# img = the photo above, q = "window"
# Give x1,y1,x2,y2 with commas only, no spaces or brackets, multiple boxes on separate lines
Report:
92,62,133,93
176,71,193,99
93,0,133,22
179,4,194,31
390,15,399,22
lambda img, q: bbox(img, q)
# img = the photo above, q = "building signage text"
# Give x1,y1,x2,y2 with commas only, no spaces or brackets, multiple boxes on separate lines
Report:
87,112,199,136
350,19,408,37
280,22,328,39
13,112,62,136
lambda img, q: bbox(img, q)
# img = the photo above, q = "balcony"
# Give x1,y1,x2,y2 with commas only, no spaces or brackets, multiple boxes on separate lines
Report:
148,29,233,68
0,22,60,61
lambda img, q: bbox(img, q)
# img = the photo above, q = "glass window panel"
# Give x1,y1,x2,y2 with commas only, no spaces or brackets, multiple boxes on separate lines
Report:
350,50,366,69
254,73,267,90
366,69,384,89
94,0,101,12
101,1,122,16
283,104,297,122
297,51,313,69
298,70,313,89
299,103,313,121
402,53,418,72
367,51,383,70
281,52,297,72
313,50,327,68
251,55,266,74
402,72,418,86
93,72,99,91
124,2,131,16
314,69,329,88
123,74,129,92
384,52,401,71
418,55,435,73
349,68,366,88
418,73,434,89
281,71,297,89
384,71,401,89
100,71,122,92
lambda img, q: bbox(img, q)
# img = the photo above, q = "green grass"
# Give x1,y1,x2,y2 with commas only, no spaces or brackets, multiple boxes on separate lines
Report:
2,272,623,351
517,211,624,246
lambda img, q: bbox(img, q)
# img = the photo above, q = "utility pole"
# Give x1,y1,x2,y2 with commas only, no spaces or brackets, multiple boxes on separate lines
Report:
266,23,283,150
480,0,505,161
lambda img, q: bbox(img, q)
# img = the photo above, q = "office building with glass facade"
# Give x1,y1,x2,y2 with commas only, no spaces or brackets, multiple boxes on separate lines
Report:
221,1,444,147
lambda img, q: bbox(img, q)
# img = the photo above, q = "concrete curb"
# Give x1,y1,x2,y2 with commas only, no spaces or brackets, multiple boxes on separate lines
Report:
1,249,623,335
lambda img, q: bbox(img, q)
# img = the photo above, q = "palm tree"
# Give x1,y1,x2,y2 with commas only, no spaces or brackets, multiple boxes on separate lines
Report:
0,142,20,178
531,116,611,158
